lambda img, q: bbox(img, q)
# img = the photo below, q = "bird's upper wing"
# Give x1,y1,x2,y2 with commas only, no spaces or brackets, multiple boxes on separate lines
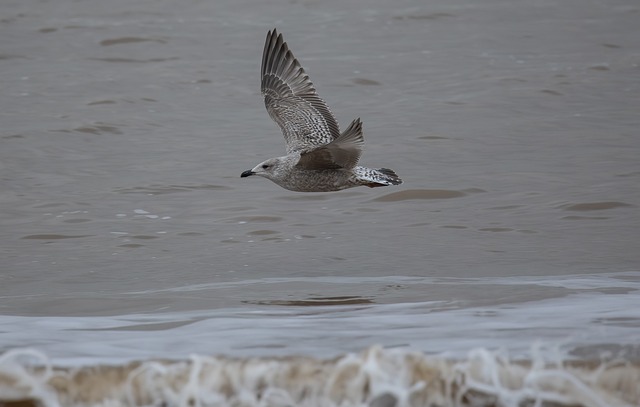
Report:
261,29,341,154
296,118,364,170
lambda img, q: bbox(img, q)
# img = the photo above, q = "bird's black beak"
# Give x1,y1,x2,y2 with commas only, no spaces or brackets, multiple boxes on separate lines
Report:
241,169,255,178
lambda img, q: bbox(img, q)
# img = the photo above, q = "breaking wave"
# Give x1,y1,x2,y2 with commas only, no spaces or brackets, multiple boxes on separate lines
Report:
1,346,638,407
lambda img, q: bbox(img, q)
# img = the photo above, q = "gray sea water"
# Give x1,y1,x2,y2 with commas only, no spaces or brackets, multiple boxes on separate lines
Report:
1,0,639,405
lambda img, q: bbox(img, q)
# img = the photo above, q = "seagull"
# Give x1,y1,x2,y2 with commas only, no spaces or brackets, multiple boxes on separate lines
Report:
241,29,402,192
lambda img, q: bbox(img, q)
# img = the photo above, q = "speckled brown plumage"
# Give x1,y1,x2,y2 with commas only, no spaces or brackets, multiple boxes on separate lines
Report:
241,29,402,192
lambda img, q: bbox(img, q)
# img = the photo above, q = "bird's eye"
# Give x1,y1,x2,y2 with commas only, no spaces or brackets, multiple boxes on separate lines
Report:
262,164,270,169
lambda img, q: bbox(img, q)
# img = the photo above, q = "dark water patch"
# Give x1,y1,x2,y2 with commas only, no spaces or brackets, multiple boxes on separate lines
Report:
441,225,467,229
351,78,381,86
114,184,231,195
38,27,57,33
21,234,92,240
462,188,486,194
562,216,610,220
615,171,640,178
373,189,466,202
478,227,513,232
418,135,448,140
3,134,24,139
100,37,167,46
89,57,179,63
260,237,285,242
474,310,500,317
393,12,454,20
83,319,199,332
588,65,609,71
131,235,158,240
561,202,633,211
195,79,211,83
73,123,123,135
0,54,27,60
487,205,524,210
243,296,374,306
602,43,621,49
63,219,91,224
63,25,94,29
541,89,563,96
118,243,145,248
87,100,116,105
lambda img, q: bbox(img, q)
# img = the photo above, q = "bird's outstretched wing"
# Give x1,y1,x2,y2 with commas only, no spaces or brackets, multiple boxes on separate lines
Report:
296,118,364,170
262,29,340,154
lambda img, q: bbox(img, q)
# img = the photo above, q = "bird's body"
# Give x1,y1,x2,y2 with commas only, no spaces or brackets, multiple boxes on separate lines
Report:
241,29,402,192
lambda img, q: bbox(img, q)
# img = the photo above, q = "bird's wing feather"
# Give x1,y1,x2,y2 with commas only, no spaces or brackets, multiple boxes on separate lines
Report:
296,118,364,170
262,29,340,154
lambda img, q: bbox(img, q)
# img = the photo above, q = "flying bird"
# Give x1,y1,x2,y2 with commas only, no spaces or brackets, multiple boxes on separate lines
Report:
241,29,402,192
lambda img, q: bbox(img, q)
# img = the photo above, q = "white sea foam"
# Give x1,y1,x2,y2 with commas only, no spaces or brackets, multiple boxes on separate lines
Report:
0,346,638,407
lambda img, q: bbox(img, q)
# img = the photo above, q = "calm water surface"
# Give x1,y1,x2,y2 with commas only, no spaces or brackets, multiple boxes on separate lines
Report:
1,0,639,375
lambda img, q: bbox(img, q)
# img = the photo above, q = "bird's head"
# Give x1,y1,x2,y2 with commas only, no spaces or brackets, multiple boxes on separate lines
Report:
241,157,286,181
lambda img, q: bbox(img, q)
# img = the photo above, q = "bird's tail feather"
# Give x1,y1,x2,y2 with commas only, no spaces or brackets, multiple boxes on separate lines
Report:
356,167,403,188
